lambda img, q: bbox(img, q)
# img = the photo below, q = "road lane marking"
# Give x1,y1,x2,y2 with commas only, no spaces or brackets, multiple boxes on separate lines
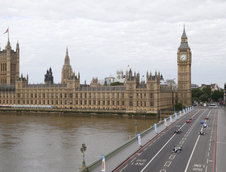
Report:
169,154,176,160
212,110,218,172
164,161,172,167
184,129,201,171
179,140,185,145
140,123,186,172
131,157,136,162
184,110,211,172
119,164,128,172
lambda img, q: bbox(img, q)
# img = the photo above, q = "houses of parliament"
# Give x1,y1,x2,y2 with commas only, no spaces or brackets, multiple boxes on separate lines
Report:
0,28,192,114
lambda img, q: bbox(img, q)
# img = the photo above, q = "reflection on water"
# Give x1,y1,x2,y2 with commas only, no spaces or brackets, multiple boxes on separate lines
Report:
0,112,158,172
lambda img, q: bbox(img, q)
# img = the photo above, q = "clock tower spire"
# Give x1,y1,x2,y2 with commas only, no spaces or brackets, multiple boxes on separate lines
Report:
177,26,192,107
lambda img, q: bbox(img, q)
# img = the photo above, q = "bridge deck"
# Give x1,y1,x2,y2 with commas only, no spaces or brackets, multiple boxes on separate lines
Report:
84,107,226,172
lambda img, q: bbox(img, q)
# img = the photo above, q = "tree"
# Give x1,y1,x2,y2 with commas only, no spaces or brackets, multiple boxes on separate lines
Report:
174,103,184,111
110,82,124,86
192,88,203,103
211,89,224,102
199,93,209,102
202,86,211,101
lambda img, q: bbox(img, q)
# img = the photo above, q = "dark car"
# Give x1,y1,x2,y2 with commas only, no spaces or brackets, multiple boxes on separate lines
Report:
199,131,205,135
174,129,181,134
172,146,182,153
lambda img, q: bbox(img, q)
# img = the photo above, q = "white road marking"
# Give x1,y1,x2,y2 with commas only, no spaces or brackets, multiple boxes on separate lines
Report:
179,140,185,145
140,123,186,172
184,131,201,171
205,165,208,172
169,154,176,160
184,110,211,172
131,157,136,162
164,161,172,167
119,164,128,172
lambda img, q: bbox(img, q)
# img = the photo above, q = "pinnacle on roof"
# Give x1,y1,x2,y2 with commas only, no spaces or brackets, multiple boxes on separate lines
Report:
64,46,70,65
181,25,187,39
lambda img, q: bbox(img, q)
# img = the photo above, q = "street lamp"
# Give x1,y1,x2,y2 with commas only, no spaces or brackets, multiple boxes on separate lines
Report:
80,143,87,169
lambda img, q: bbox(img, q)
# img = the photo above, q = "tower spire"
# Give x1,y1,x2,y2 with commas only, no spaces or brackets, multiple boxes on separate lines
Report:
179,25,189,50
181,25,187,39
64,46,70,65
66,46,68,56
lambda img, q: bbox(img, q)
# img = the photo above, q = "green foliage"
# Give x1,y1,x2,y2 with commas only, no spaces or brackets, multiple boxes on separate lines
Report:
199,93,209,102
110,82,124,86
192,88,203,101
174,103,184,111
192,86,223,103
202,86,211,100
211,89,224,102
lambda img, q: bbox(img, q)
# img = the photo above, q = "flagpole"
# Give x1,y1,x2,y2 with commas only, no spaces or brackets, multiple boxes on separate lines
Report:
8,27,9,42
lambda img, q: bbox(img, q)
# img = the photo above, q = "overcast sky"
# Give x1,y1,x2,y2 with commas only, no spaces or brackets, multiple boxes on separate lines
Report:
0,0,225,88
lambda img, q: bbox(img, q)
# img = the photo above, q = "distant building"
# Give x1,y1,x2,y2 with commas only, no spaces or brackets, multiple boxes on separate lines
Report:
191,84,199,89
104,70,125,85
44,68,54,84
200,84,219,92
0,28,192,113
104,76,115,85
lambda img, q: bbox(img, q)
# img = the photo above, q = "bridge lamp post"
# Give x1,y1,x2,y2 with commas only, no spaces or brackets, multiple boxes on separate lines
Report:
80,143,87,169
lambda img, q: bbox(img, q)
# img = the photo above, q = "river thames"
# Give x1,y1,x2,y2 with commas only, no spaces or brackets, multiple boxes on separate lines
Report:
0,112,158,172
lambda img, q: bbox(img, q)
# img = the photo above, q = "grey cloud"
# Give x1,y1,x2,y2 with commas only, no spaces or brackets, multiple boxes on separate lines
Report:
0,0,225,87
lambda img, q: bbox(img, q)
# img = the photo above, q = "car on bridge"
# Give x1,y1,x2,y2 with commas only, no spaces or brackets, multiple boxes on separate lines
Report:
200,120,205,124
186,120,191,123
199,130,205,135
172,146,182,153
174,129,181,134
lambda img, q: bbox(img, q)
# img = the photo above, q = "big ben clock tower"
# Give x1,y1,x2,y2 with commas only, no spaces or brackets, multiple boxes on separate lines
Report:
177,27,192,107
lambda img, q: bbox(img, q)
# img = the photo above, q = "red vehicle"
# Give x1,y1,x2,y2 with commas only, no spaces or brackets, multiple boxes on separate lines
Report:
186,120,191,123
205,117,209,120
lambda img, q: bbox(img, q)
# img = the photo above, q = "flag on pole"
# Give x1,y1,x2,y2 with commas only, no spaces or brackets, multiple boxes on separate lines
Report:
3,28,9,34
137,134,142,147
164,118,167,127
170,115,173,123
175,112,178,119
154,123,158,134
101,155,105,172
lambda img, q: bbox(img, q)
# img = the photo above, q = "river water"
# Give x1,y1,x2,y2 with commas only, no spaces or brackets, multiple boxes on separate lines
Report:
0,112,158,172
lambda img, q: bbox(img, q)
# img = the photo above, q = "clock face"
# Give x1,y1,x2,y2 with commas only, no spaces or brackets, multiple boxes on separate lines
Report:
180,54,187,61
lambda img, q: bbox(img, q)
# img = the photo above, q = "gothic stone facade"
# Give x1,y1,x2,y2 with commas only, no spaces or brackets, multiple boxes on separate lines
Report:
0,29,191,113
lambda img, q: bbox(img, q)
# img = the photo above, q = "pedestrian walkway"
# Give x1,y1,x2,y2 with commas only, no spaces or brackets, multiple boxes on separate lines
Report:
216,107,226,172
82,109,193,172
